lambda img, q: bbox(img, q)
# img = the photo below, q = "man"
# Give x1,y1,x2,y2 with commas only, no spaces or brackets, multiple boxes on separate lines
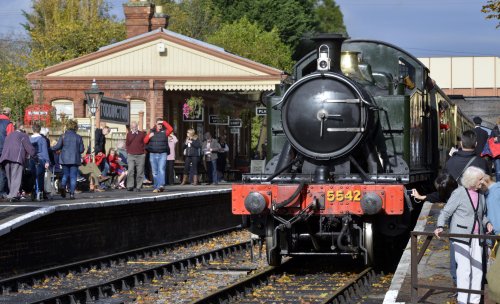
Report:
444,130,490,179
473,116,488,156
144,118,173,192
94,124,110,187
202,132,221,185
126,121,147,192
0,107,14,198
0,124,35,202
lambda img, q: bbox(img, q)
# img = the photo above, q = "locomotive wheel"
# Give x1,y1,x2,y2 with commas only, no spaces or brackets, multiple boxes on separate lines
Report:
265,219,282,266
363,221,375,265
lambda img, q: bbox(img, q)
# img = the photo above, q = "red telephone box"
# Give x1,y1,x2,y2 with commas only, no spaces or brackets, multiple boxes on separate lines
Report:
24,104,56,127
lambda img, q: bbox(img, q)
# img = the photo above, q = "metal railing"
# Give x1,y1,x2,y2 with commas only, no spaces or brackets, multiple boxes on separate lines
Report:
410,231,500,303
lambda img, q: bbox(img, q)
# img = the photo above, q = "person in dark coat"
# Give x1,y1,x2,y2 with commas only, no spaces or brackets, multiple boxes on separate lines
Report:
94,125,110,180
51,119,84,200
444,130,491,179
0,124,35,202
0,107,15,198
181,128,201,185
473,116,488,156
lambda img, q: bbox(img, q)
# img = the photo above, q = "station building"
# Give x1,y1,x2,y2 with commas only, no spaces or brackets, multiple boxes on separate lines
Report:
418,56,500,127
26,1,284,166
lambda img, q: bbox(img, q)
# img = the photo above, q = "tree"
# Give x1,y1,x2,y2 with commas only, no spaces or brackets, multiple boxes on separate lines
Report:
314,0,346,34
0,63,34,122
154,0,220,40
23,0,126,69
211,0,317,49
206,17,294,71
482,0,500,28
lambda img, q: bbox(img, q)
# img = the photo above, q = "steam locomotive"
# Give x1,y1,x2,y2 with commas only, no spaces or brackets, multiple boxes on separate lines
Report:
232,34,473,266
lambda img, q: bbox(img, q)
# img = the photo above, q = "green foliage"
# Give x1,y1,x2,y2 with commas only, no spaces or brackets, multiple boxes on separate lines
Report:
154,0,221,40
212,0,317,49
314,0,347,34
23,0,126,68
0,63,34,123
206,17,294,71
482,0,500,28
251,115,265,151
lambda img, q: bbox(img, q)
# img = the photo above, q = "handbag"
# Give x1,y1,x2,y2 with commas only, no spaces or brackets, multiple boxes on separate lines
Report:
44,169,54,194
481,139,492,157
488,137,500,158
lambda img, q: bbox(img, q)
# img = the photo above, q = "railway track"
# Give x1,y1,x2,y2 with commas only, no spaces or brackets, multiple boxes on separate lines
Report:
0,227,251,304
1,230,392,304
194,257,380,304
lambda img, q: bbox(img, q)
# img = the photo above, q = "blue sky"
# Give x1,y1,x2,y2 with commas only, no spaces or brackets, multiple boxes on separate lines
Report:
0,0,499,58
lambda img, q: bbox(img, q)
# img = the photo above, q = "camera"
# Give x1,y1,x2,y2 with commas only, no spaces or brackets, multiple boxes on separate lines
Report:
405,190,413,196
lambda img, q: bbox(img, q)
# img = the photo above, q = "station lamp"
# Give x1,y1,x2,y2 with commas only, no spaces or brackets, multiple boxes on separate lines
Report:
84,79,104,161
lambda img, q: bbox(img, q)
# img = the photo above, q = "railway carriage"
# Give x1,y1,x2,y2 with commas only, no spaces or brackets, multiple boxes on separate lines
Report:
232,34,473,266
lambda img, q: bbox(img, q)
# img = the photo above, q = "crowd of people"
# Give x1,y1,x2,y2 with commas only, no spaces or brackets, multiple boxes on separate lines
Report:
411,116,500,304
0,108,231,202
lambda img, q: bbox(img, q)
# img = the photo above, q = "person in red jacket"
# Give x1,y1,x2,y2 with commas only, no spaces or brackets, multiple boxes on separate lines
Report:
107,148,127,189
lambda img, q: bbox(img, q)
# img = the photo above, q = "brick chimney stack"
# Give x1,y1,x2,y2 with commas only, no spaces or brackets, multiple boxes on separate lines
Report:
151,5,169,31
124,1,169,39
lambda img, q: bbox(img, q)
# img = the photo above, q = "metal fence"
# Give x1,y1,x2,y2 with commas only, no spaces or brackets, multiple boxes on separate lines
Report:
410,231,500,303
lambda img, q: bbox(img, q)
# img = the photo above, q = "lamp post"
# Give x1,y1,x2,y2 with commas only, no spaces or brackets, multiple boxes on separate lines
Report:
84,79,104,162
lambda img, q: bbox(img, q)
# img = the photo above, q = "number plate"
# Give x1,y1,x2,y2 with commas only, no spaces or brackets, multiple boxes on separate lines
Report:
326,189,362,203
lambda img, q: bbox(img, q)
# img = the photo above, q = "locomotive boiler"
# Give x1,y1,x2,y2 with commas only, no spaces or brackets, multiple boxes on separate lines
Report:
231,34,472,266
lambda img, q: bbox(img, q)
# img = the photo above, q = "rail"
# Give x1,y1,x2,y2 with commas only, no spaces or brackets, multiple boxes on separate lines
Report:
410,231,500,303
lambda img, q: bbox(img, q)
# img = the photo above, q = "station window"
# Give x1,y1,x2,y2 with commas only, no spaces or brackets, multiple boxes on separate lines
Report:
51,100,74,120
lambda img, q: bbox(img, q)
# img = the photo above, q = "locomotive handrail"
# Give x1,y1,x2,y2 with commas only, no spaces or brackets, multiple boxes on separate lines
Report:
410,231,500,303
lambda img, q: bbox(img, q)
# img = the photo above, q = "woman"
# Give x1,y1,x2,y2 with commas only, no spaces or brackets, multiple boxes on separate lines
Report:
51,119,84,199
29,123,50,201
434,166,494,304
107,148,127,189
181,129,201,185
411,173,458,203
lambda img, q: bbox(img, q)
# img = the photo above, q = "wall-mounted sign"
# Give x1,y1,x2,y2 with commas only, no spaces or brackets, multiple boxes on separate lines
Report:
230,127,240,134
183,107,204,122
209,115,229,125
229,118,242,128
256,107,267,116
99,97,130,124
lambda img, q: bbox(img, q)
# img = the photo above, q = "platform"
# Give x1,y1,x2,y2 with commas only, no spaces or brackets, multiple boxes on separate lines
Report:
384,202,496,303
0,184,231,237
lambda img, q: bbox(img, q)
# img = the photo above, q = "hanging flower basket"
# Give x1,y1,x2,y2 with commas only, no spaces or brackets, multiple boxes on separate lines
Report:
183,96,204,120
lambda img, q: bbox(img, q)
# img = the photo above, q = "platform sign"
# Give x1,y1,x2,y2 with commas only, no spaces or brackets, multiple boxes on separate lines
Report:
99,97,130,124
250,160,266,174
209,115,229,125
230,127,240,134
256,107,267,116
229,118,242,128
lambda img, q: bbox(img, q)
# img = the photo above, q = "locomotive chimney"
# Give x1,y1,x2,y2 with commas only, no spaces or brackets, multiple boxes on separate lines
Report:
312,33,347,73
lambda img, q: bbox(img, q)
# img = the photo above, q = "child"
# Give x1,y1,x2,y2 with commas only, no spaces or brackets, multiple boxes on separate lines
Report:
107,148,127,189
